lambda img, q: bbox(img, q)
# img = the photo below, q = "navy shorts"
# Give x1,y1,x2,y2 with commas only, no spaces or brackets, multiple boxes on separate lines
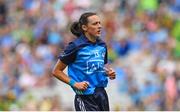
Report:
74,87,109,111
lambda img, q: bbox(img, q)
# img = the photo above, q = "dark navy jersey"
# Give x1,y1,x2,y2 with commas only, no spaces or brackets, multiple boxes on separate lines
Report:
58,35,108,95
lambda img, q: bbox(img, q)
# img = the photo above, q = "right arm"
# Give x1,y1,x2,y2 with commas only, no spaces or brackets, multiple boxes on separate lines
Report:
52,59,89,90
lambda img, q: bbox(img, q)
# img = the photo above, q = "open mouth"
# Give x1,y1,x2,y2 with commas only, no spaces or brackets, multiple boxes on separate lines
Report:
97,30,101,34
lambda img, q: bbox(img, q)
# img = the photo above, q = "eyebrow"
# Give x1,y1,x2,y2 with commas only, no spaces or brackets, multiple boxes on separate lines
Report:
90,21,101,25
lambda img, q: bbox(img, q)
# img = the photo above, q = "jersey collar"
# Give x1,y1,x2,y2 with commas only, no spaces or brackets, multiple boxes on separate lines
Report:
79,34,104,45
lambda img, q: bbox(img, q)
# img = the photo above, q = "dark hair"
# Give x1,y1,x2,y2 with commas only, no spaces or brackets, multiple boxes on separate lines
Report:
70,12,97,37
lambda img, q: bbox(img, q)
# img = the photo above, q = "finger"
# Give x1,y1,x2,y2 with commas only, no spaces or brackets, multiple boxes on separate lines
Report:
110,77,115,80
82,82,89,88
104,67,113,74
81,86,86,90
110,76,116,80
109,71,115,75
109,72,116,76
83,84,88,89
109,73,116,77
85,81,89,85
80,85,86,90
83,85,88,90
107,68,114,73
110,69,115,73
83,81,89,86
109,74,116,79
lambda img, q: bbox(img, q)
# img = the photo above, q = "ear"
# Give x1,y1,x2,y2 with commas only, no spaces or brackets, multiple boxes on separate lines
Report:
82,25,88,31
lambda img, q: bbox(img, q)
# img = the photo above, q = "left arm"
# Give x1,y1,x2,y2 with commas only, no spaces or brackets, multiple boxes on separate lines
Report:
104,45,116,80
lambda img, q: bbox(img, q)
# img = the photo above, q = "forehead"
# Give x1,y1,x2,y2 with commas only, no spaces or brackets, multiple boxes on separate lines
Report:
87,15,101,23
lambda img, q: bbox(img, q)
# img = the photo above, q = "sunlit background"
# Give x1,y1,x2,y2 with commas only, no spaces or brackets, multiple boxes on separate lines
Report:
0,0,180,111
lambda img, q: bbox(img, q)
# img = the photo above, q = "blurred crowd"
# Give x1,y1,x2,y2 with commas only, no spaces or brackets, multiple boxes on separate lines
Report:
0,0,180,111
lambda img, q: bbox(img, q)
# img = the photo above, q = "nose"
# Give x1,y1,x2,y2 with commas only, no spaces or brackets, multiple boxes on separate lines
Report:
98,23,102,29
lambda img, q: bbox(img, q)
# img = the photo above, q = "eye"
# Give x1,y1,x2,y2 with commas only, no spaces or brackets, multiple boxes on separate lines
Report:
92,22,97,25
93,22,101,25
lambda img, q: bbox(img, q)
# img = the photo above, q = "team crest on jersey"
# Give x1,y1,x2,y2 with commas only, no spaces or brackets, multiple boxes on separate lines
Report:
93,50,105,58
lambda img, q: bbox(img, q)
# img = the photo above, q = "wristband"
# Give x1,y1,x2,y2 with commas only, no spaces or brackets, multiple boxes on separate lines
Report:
69,79,76,87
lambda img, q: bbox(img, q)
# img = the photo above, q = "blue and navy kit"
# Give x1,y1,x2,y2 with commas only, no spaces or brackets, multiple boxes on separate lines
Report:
58,34,108,95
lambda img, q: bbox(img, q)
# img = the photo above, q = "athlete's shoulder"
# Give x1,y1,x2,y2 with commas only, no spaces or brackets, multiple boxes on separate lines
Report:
72,35,89,47
97,38,107,46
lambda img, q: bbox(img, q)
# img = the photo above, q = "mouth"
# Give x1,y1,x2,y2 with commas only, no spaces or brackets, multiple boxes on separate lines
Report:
97,30,101,34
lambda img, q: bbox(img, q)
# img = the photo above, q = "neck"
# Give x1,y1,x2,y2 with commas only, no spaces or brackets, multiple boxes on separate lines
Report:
85,33,97,43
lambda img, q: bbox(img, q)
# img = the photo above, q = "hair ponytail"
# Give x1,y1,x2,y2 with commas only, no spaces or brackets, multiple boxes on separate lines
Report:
70,21,82,37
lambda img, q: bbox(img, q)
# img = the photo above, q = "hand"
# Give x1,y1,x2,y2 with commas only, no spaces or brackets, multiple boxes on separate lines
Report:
74,81,89,91
105,68,116,80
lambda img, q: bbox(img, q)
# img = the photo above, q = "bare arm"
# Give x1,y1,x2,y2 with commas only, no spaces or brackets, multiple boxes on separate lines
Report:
52,59,89,90
52,59,71,84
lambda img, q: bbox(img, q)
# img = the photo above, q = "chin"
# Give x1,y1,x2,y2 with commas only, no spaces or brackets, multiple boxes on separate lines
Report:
95,36,100,38
96,34,101,37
